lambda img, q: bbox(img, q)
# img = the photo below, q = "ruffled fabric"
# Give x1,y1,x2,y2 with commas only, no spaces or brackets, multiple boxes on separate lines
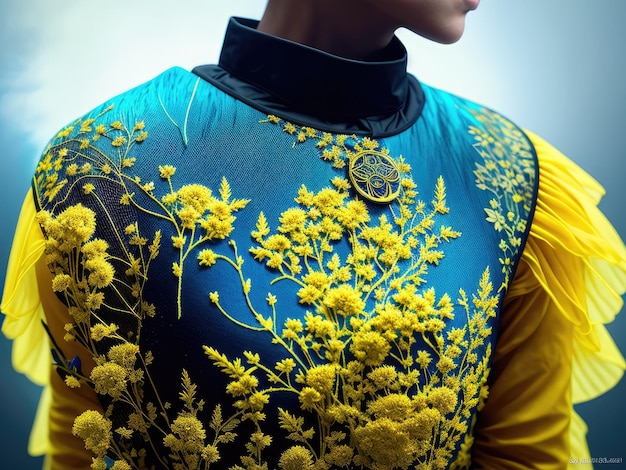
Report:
472,131,626,468
1,193,51,462
526,132,626,466
1,193,48,385
525,131,626,404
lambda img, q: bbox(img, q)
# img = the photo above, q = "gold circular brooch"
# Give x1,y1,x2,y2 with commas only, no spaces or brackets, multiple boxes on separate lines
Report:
348,150,401,203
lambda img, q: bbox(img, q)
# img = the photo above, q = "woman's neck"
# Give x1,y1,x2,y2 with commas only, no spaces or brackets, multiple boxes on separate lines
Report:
257,0,395,60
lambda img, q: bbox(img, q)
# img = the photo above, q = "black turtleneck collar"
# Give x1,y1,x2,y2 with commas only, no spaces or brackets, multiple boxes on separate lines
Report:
193,17,424,137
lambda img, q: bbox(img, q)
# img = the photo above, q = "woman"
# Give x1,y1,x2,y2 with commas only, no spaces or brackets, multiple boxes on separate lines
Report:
3,1,625,468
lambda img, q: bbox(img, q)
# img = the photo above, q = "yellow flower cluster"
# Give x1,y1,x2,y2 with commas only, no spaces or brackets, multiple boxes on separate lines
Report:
158,174,249,318
37,204,119,340
175,180,248,239
163,415,208,468
87,343,141,399
72,410,113,457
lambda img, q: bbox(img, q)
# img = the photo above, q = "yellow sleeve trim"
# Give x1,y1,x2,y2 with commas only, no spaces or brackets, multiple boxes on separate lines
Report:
1,192,48,386
1,192,51,458
524,131,626,459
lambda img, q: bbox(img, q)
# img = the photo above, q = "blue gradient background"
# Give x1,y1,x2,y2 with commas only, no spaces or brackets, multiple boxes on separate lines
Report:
1,1,624,467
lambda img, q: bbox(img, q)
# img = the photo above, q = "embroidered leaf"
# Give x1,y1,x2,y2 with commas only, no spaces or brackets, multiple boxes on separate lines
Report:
251,212,270,242
219,176,232,201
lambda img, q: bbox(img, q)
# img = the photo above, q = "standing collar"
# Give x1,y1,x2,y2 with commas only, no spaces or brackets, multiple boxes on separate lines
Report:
193,17,424,137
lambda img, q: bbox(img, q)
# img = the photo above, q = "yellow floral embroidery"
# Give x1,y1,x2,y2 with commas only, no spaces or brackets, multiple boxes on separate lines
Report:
200,169,497,469
35,107,250,468
35,97,532,469
35,107,249,319
262,116,407,203
72,410,113,459
468,107,536,291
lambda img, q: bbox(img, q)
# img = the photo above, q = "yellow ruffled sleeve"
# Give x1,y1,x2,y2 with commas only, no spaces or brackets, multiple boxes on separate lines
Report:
2,193,48,387
1,192,99,469
471,131,626,469
1,193,50,461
